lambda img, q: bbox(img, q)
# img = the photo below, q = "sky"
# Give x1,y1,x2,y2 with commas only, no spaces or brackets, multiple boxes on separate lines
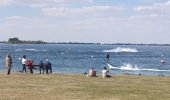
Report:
0,0,170,43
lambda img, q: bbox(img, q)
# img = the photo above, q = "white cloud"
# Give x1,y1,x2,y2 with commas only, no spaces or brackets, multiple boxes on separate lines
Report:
5,16,29,20
42,6,125,17
0,0,12,6
0,0,94,7
134,0,170,13
1,13,170,43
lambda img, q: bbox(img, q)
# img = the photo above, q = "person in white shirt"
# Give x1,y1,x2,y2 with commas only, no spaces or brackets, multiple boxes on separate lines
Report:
102,67,111,78
21,55,27,74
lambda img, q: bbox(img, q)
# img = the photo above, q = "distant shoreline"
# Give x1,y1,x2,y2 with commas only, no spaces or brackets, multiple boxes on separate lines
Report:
1,41,170,46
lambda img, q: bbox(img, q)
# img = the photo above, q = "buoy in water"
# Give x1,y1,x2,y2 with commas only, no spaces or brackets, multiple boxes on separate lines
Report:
161,59,164,64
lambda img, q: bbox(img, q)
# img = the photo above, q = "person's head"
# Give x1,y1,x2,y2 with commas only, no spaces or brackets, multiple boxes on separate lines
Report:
91,67,94,70
46,59,49,62
104,67,107,70
7,54,11,58
23,55,26,58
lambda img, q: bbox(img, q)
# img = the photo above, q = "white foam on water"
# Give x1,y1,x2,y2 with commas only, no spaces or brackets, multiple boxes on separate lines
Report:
107,63,170,72
15,49,23,52
24,49,39,51
103,47,138,53
15,49,49,52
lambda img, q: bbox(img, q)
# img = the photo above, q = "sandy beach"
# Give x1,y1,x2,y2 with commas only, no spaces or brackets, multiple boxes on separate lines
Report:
0,73,170,100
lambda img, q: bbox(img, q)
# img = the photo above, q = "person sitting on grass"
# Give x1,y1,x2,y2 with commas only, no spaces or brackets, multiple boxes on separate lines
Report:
87,67,96,77
102,67,111,78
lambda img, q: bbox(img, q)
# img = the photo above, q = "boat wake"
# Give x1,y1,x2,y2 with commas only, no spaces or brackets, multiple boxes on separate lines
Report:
103,47,138,53
107,63,170,72
15,49,49,52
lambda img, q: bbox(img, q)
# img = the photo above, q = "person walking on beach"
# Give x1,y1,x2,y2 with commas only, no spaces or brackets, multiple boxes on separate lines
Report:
45,59,52,74
39,60,45,74
4,54,12,75
21,55,27,74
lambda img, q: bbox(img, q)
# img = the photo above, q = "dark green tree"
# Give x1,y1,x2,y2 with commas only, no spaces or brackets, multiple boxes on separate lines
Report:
8,37,21,44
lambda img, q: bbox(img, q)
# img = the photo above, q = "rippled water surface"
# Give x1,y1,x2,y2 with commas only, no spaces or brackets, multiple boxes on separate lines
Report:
0,44,170,76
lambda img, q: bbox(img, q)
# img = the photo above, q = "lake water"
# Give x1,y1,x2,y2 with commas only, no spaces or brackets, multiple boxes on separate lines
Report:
0,43,170,76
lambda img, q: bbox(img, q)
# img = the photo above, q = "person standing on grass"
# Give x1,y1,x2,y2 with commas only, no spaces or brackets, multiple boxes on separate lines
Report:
39,60,45,74
21,55,27,74
4,54,12,75
45,59,52,74
26,59,33,74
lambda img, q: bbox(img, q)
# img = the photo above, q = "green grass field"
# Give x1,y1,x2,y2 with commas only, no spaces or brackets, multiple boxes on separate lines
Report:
0,74,170,100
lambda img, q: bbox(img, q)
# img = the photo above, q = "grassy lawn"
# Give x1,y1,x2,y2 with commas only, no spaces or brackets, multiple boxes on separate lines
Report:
0,73,170,100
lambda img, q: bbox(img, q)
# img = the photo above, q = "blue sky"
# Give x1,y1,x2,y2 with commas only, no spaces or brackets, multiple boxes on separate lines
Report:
0,0,170,43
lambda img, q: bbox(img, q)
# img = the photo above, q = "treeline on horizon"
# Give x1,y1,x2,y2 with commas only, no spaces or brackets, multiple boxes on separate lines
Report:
5,37,47,44
0,37,170,46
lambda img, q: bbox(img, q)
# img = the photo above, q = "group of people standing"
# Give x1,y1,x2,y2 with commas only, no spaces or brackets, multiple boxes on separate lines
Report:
39,59,52,74
4,54,52,75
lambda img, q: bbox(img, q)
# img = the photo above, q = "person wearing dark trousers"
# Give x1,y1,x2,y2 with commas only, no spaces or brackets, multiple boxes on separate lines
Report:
5,54,12,75
21,55,27,74
39,61,45,74
45,59,52,74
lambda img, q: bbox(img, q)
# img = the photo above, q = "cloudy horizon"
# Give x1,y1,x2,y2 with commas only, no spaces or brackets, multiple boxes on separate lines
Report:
0,0,170,44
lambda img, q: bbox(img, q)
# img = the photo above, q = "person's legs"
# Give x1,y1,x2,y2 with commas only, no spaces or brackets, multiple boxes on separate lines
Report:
7,67,11,75
49,66,52,74
42,68,45,74
30,67,33,74
39,67,42,74
106,75,111,77
22,64,27,73
46,67,49,74
21,64,24,73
